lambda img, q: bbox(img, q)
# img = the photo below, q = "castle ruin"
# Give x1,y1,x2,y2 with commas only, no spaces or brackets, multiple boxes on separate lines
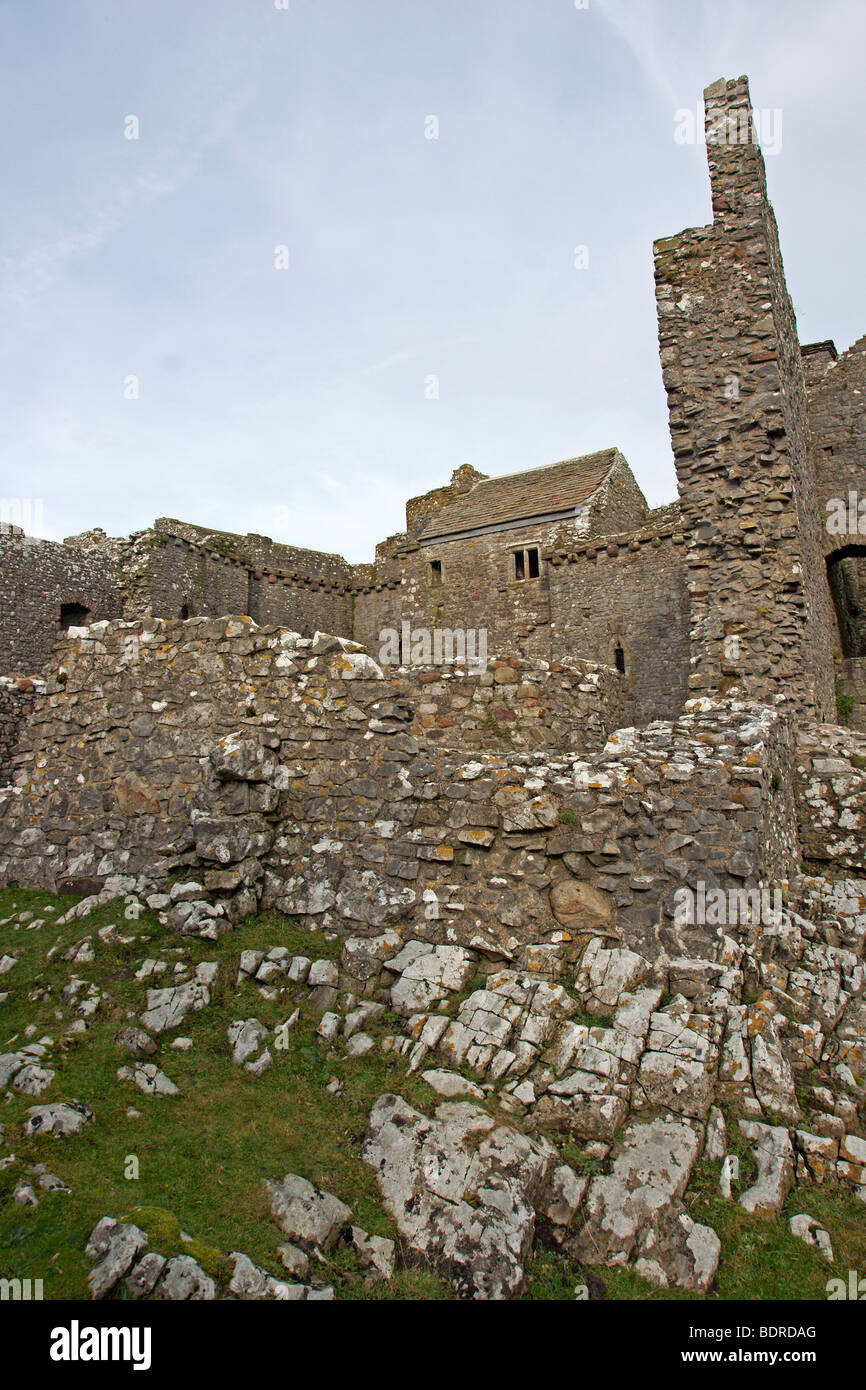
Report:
2,78,865,735
1,78,865,1301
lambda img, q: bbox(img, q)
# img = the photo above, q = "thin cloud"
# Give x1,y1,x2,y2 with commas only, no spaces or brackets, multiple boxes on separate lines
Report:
593,0,681,107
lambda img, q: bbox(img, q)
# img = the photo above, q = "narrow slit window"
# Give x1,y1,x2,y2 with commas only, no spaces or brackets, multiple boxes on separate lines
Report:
513,550,525,581
614,643,626,674
429,559,442,587
527,547,540,579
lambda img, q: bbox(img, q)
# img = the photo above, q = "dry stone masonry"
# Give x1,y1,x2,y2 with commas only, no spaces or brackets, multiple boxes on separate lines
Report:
0,74,864,1302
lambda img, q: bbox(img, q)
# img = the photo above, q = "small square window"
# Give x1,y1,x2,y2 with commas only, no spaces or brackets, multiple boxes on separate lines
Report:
513,547,540,581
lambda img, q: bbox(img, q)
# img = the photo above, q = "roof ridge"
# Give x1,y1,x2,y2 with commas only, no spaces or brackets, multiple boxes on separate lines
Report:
416,448,625,541
459,446,619,492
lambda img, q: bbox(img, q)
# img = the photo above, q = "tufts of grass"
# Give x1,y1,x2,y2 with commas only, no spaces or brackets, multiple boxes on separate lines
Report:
0,887,447,1299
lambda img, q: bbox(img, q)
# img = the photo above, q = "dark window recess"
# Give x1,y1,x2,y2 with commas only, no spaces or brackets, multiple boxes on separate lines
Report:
614,644,626,674
827,548,866,657
180,603,191,619
59,602,90,631
429,560,442,587
513,547,540,581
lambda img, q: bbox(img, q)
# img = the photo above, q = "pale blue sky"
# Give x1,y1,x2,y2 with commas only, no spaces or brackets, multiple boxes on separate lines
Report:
1,0,864,558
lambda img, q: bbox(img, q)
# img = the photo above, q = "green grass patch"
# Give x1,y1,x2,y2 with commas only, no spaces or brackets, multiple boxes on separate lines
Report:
0,888,445,1299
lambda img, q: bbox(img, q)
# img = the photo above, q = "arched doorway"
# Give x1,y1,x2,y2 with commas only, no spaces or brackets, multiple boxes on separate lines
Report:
827,545,866,657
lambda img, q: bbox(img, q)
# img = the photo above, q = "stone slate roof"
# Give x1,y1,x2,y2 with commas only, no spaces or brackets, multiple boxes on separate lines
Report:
417,448,619,541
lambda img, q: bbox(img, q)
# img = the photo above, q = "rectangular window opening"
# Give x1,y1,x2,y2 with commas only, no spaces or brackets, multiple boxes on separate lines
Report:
513,547,539,581
429,559,442,587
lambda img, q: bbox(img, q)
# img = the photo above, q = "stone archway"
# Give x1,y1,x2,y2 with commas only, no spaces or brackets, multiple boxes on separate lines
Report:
826,545,866,657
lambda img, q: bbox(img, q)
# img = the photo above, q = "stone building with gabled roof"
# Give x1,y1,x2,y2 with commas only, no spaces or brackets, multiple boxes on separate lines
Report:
412,448,633,544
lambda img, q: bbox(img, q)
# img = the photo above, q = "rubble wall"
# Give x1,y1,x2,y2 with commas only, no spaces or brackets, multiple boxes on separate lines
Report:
806,335,866,543
0,530,122,674
0,620,800,966
654,77,837,721
0,617,622,896
547,512,690,724
0,677,39,786
836,656,866,733
796,720,866,874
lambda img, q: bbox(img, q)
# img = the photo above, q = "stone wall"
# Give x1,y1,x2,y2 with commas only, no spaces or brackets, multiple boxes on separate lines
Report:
351,582,404,661
796,719,866,874
805,336,866,661
0,530,122,675
546,508,690,723
121,520,362,635
0,504,690,713
836,656,866,732
0,676,40,786
383,528,557,664
806,335,866,546
119,518,415,654
0,619,801,969
0,617,623,899
370,654,626,752
260,696,798,967
122,527,250,622
654,76,837,722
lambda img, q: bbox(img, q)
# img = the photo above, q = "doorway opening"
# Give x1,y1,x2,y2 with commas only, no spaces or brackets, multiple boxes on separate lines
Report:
59,602,90,632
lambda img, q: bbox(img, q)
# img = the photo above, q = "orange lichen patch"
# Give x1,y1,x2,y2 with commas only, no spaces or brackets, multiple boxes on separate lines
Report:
328,654,355,676
746,992,776,1038
487,970,511,992
459,828,495,847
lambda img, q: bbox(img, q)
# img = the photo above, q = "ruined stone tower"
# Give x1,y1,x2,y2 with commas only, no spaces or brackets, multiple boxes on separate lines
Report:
654,76,837,721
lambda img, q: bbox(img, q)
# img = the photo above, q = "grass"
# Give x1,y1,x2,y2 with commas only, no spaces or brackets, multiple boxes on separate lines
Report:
1,887,863,1302
0,888,447,1300
835,676,854,725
